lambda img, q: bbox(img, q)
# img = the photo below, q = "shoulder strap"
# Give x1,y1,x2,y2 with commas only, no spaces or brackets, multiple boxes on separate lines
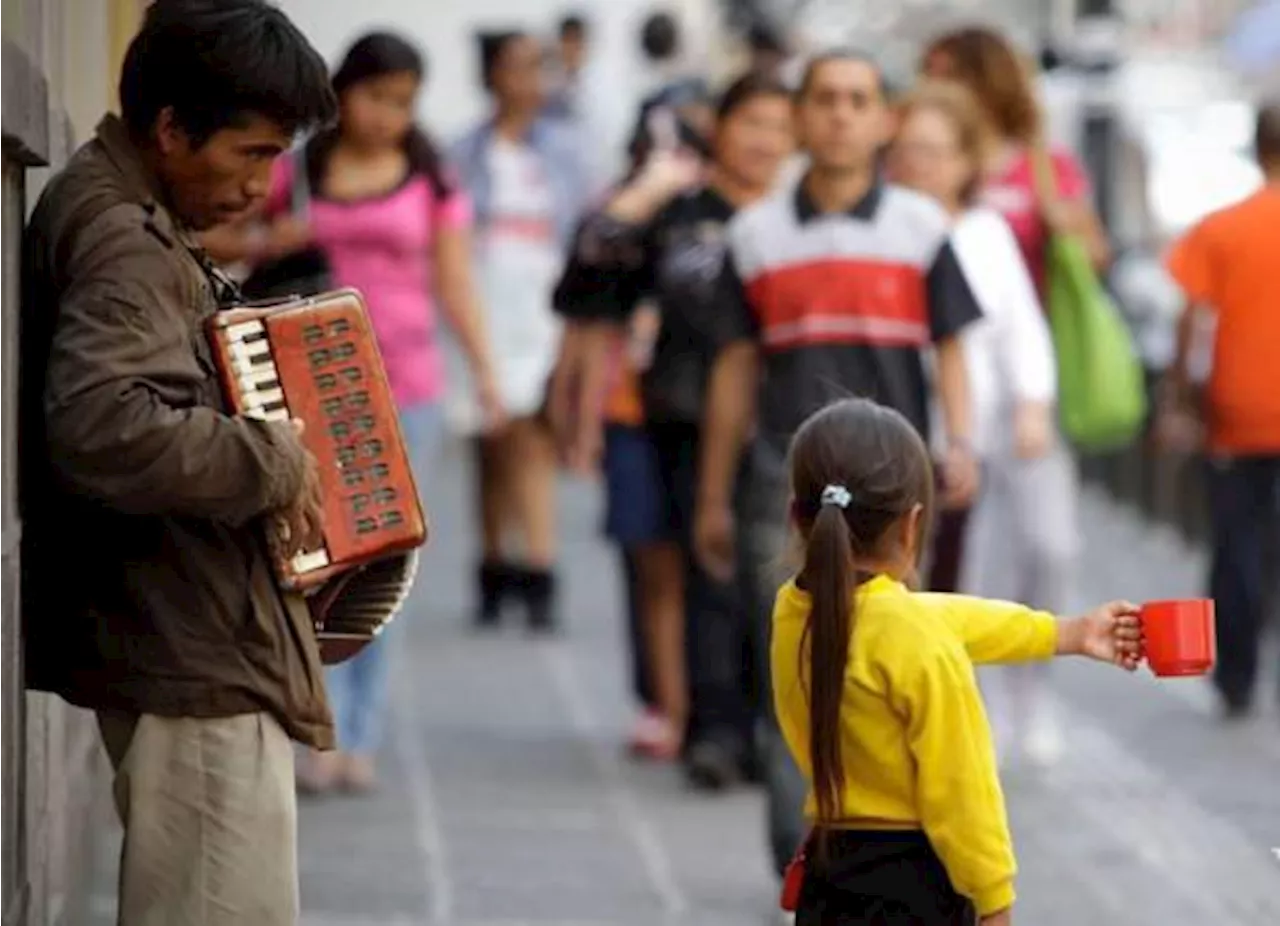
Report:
1027,130,1060,221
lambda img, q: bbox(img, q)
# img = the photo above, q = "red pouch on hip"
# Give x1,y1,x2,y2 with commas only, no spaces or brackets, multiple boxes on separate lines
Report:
780,838,809,912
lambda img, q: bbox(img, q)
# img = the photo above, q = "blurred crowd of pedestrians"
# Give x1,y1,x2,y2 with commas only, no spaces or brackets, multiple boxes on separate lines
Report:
204,1,1278,870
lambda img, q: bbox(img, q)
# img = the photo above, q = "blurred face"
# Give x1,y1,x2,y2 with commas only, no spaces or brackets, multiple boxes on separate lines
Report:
559,30,586,72
154,109,289,230
921,49,954,81
714,93,794,189
794,59,891,173
492,35,545,111
340,70,420,150
892,106,974,207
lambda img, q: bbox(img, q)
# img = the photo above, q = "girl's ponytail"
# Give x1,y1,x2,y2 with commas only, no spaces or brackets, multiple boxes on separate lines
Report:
801,486,857,834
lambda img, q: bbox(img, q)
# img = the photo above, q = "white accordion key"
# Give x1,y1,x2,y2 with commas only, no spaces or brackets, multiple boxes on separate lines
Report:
231,355,278,378
292,548,330,574
230,339,271,364
244,387,285,409
237,367,280,392
225,320,266,343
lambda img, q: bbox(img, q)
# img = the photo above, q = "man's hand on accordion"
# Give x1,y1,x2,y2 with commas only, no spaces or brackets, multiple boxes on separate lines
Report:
272,419,326,560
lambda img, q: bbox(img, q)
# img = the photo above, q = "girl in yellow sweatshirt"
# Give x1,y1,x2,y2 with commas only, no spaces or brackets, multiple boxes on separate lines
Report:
773,398,1143,925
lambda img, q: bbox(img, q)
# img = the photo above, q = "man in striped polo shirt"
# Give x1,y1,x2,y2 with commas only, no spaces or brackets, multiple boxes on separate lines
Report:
692,50,983,875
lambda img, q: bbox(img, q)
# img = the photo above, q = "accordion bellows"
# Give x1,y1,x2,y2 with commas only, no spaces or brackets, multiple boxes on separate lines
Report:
207,288,428,663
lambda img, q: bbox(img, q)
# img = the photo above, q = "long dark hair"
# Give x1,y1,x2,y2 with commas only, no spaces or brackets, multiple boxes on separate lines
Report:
309,31,451,197
922,27,1042,144
788,399,934,839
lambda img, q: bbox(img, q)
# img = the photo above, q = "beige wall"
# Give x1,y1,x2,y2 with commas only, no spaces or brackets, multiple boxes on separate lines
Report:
3,4,146,924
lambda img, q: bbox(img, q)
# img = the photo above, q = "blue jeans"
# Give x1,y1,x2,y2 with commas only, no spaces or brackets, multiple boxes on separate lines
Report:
325,402,444,755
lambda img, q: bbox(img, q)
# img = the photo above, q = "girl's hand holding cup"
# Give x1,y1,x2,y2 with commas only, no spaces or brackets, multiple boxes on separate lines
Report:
1058,600,1144,670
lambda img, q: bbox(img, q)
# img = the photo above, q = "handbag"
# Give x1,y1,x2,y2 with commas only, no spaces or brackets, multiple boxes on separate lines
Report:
1030,139,1147,452
240,144,332,300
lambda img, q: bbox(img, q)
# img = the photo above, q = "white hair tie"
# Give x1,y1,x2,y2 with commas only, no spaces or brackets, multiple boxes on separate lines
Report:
820,484,852,509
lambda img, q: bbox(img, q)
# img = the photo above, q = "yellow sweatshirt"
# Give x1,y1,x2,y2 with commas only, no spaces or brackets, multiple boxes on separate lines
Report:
771,574,1059,917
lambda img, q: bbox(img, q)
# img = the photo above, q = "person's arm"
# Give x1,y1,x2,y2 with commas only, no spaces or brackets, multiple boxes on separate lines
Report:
603,149,701,224
890,632,1018,919
45,215,309,524
916,594,1142,668
1049,199,1110,270
694,250,760,580
200,216,313,267
1043,150,1110,270
990,215,1057,459
700,341,758,506
199,154,310,266
926,239,983,507
549,201,663,465
433,211,503,425
1156,220,1218,451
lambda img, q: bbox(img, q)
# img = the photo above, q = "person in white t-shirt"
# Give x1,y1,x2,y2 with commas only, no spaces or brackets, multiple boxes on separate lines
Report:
891,81,1077,767
451,31,588,632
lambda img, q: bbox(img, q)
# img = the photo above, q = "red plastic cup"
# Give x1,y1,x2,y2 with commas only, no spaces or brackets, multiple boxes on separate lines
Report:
1140,599,1216,677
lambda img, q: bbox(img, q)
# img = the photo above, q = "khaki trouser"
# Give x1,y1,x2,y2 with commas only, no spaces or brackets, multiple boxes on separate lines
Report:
97,711,299,926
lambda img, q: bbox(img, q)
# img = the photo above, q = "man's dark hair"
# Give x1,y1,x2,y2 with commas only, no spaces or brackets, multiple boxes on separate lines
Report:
716,71,790,122
559,14,587,40
796,48,884,101
119,0,335,146
1255,101,1280,167
640,12,680,63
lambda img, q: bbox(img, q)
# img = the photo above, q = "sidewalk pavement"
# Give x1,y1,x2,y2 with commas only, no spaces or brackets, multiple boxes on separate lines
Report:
86,442,1280,925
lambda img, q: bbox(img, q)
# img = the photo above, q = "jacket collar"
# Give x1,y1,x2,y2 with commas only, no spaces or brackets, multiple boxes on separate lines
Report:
95,114,212,258
95,115,171,212
793,174,883,224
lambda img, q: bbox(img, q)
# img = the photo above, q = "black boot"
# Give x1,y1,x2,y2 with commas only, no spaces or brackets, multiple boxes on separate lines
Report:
513,566,558,633
476,560,514,628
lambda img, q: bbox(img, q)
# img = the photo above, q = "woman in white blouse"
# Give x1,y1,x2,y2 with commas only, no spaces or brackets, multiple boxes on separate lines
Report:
892,81,1079,766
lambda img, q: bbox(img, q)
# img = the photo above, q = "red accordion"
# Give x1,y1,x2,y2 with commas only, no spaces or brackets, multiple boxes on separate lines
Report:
207,288,427,662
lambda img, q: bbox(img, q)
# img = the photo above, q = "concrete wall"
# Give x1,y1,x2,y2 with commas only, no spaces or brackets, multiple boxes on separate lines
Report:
2,3,146,923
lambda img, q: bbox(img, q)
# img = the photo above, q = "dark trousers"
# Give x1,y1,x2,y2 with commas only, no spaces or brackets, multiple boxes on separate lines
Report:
797,830,977,925
648,421,752,753
928,506,971,593
1205,455,1280,710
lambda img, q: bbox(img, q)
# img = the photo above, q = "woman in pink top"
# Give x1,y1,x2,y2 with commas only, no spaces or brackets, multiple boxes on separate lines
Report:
922,27,1110,288
211,32,501,794
919,26,1109,767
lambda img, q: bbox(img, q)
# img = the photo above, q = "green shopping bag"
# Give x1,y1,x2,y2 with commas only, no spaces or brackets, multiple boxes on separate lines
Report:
1045,233,1148,451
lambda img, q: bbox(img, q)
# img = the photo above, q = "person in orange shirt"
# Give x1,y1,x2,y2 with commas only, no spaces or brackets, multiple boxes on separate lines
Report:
1159,102,1280,718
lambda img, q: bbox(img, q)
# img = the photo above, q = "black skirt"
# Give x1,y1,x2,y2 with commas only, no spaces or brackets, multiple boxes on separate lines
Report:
796,830,977,925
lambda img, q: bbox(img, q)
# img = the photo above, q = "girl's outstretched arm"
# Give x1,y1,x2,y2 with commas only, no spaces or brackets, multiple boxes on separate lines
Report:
919,594,1142,669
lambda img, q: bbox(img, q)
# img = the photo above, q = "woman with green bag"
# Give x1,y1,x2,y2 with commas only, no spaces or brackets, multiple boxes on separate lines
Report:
921,26,1115,766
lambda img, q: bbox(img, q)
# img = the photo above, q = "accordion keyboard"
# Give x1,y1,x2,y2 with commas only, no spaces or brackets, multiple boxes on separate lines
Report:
225,319,290,423
208,291,427,592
